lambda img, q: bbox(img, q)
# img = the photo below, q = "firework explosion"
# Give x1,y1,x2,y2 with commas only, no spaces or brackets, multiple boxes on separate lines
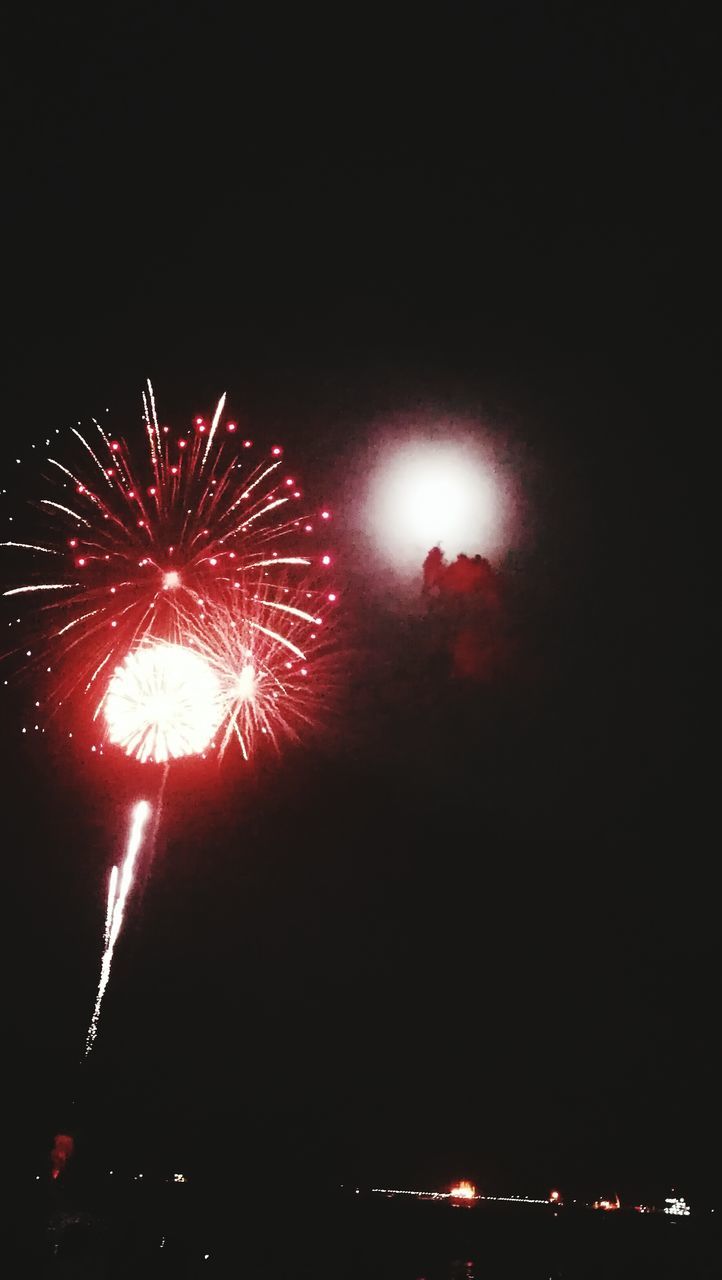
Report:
2,383,339,1055
2,380,336,755
179,578,334,759
103,642,222,763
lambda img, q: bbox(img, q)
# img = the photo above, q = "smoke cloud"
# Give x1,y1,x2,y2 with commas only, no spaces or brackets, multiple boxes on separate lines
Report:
422,546,505,680
50,1133,74,1180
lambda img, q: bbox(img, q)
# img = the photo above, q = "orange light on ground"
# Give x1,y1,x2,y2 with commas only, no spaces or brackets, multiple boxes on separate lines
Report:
593,1195,620,1211
450,1181,476,1200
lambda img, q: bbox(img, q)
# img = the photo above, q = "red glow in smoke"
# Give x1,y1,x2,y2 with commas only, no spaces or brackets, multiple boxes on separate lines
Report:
422,546,506,682
50,1134,74,1180
422,546,499,604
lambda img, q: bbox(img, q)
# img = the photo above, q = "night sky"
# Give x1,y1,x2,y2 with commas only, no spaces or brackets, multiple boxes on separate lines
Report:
3,5,717,1208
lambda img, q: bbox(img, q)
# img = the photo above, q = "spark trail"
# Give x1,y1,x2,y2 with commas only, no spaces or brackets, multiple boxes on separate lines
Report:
85,800,151,1055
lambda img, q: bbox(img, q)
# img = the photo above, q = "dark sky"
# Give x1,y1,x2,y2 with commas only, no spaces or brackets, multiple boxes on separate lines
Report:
2,4,717,1205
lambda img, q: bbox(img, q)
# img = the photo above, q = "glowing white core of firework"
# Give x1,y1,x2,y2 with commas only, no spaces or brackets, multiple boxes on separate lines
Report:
85,801,151,1054
104,643,222,762
370,440,503,572
162,570,181,589
236,663,256,701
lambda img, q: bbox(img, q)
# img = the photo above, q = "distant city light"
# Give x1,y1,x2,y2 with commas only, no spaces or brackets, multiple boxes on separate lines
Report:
368,1184,700,1217
372,1186,571,1207
593,1195,620,1211
665,1196,691,1216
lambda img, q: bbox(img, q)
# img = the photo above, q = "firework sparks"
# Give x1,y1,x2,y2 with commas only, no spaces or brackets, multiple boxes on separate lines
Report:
85,800,151,1054
177,580,332,759
1,385,340,1063
2,381,333,729
102,642,222,763
103,865,118,946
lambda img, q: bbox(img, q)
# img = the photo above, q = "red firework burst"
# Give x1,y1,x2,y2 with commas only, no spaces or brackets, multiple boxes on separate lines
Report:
174,574,338,760
1,382,337,746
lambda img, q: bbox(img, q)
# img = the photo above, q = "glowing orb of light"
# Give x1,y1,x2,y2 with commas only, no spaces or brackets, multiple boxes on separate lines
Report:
104,643,222,763
162,570,181,589
369,439,505,573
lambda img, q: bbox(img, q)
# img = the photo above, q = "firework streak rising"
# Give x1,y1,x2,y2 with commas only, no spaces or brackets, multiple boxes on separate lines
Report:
103,865,118,946
2,380,336,759
85,800,152,1055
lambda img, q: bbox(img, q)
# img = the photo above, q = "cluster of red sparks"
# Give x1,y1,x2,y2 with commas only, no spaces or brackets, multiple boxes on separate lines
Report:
2,381,337,763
